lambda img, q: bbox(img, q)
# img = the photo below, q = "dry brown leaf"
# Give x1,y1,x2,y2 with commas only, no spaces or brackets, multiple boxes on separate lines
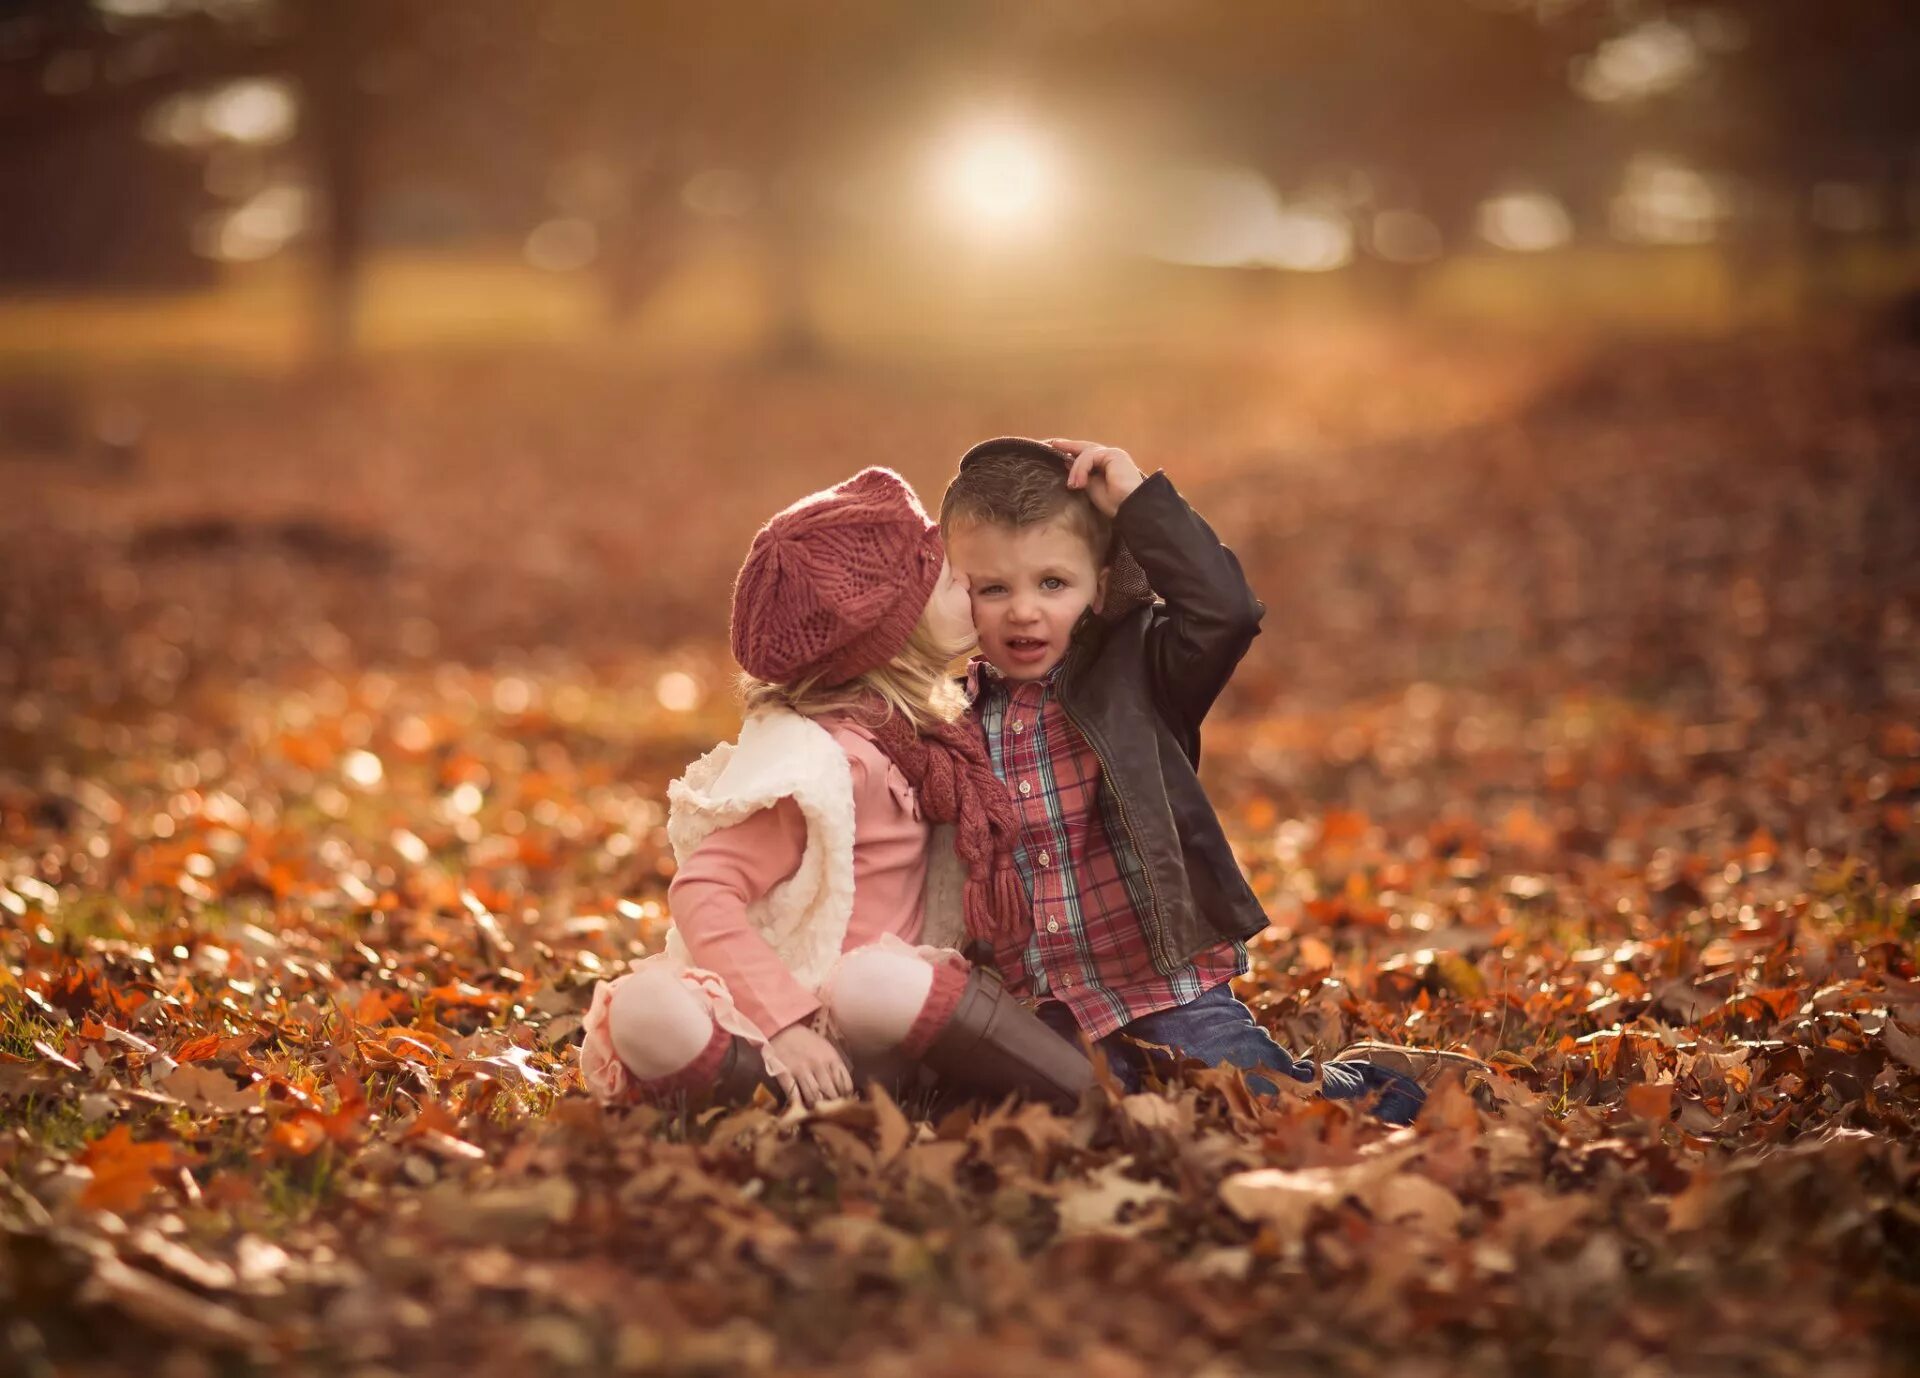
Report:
1219,1142,1423,1239
1372,1174,1465,1234
1623,1083,1675,1121
1117,1093,1189,1135
424,1177,578,1243
1055,1160,1176,1237
895,1140,969,1192
159,1063,259,1115
868,1082,912,1168
78,1255,271,1352
1880,1021,1920,1073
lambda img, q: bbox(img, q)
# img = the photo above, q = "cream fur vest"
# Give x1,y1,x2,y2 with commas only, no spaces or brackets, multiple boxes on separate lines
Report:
663,710,966,991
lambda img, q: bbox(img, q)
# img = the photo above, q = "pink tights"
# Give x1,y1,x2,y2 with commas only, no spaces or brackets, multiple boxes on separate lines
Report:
602,944,967,1094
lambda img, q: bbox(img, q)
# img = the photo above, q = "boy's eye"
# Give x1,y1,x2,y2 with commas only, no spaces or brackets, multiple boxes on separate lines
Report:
975,583,1005,597
1040,577,1066,591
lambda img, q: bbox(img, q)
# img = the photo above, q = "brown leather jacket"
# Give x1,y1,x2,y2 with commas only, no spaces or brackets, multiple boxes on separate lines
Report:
1047,471,1271,973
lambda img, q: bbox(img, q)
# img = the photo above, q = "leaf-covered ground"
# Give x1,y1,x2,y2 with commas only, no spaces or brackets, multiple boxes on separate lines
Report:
2,330,1917,1377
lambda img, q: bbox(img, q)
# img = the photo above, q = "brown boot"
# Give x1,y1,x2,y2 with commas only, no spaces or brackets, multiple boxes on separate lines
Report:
708,1035,784,1105
1328,1041,1491,1085
916,967,1093,1112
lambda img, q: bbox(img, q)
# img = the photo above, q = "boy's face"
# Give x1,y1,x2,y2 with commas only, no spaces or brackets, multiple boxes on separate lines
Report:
946,517,1108,682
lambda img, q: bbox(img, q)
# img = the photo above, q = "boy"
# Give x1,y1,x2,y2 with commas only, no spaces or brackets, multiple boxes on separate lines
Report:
942,437,1459,1123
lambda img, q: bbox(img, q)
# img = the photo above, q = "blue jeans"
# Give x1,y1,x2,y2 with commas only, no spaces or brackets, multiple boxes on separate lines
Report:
1038,983,1425,1125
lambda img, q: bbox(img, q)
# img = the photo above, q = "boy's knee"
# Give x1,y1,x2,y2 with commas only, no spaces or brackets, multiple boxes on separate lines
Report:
823,946,937,1057
606,969,716,1079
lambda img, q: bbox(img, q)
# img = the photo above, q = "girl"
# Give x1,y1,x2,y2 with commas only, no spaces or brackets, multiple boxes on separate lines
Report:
580,467,1092,1110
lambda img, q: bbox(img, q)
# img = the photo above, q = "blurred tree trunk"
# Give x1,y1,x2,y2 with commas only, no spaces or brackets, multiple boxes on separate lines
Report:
761,170,822,365
1881,152,1913,244
296,0,369,360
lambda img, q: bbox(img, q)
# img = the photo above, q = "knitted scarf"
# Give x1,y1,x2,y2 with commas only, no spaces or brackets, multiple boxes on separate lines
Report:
859,697,1031,950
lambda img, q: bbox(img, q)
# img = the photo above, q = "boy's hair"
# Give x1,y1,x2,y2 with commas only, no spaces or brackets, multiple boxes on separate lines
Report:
939,447,1113,566
741,608,969,733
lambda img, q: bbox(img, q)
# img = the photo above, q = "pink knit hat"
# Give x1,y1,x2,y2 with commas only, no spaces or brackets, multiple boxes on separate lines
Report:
731,467,946,687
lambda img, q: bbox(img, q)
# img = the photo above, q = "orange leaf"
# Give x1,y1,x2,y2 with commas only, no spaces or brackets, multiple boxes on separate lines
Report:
1320,810,1370,846
1608,970,1647,999
1297,936,1335,971
173,1034,222,1063
79,1126,182,1213
426,982,508,1011
1752,987,1803,1020
1624,1083,1674,1122
269,1112,328,1156
353,987,406,1025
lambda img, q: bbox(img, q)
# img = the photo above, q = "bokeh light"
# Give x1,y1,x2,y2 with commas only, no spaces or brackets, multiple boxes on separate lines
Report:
1610,155,1726,245
1478,191,1575,253
928,117,1061,241
1574,18,1702,104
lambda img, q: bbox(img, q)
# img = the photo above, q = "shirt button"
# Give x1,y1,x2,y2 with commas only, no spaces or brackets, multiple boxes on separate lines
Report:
1037,850,1050,866
1018,780,1032,796
1046,918,1060,933
1011,720,1024,734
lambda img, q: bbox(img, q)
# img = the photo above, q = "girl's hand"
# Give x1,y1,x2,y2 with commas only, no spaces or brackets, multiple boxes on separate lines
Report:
766,1023,854,1106
1046,438,1146,517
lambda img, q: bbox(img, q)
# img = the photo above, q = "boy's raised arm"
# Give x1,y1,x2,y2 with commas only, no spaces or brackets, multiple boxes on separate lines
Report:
1052,439,1265,732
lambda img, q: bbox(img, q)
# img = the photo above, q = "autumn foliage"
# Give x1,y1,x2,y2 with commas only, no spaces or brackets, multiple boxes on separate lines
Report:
1,332,1917,1376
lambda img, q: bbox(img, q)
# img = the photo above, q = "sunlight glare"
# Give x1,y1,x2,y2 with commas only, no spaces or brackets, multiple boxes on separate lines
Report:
931,119,1059,239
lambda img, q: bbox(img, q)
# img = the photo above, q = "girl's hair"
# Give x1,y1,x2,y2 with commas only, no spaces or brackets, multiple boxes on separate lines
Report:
740,608,969,733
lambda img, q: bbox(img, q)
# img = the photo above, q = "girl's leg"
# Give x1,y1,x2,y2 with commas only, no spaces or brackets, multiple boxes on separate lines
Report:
602,967,735,1094
823,946,1093,1110
825,945,959,1060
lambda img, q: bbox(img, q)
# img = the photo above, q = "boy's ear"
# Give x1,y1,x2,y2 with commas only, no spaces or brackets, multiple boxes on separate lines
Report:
1093,565,1110,614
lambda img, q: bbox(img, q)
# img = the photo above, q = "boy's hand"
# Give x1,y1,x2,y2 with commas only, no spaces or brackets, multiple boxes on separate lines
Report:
1047,438,1146,518
767,1022,853,1107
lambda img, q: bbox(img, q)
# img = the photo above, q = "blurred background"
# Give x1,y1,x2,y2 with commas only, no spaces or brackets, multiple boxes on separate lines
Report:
2,0,1918,764
4,0,1919,360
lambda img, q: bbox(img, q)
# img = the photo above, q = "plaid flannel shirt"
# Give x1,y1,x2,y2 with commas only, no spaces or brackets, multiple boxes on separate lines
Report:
970,661,1246,1040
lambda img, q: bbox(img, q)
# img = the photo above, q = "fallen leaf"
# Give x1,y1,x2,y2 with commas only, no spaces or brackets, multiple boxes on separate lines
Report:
460,1044,550,1089
160,1063,259,1115
1219,1143,1423,1240
424,1177,578,1243
1623,1083,1675,1121
895,1140,969,1192
1056,1160,1176,1237
1881,1021,1920,1073
78,1255,270,1352
868,1082,912,1168
1372,1174,1465,1234
78,1126,183,1214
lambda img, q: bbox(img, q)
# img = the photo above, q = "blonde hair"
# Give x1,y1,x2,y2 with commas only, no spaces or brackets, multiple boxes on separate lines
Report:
740,610,970,733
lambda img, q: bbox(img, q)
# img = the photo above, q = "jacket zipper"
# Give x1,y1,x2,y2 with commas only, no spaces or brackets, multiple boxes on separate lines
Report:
1053,651,1175,971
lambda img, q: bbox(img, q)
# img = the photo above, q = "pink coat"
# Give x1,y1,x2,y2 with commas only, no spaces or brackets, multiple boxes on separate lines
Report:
661,717,932,1034
579,714,943,1101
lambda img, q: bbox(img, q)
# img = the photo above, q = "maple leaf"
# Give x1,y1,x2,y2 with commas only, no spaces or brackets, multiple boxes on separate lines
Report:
78,1125,183,1214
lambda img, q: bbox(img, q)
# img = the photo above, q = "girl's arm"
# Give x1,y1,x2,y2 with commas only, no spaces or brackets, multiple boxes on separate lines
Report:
666,798,822,1036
